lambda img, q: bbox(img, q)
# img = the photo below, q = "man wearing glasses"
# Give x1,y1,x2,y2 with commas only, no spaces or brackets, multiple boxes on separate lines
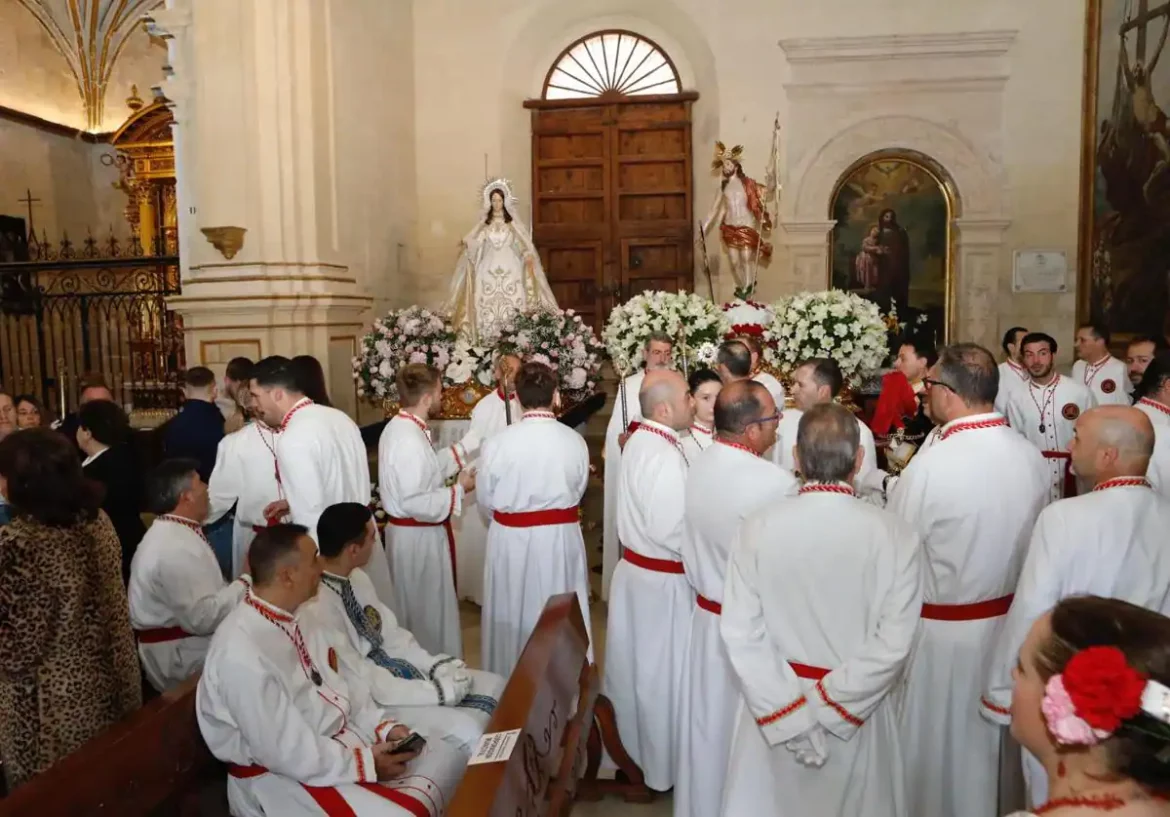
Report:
887,343,1050,817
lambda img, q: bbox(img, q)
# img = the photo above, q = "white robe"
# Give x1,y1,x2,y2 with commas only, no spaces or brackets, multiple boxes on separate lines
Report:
197,593,463,817
720,487,923,817
887,414,1050,817
995,360,1029,415
206,422,282,579
982,479,1170,805
675,443,798,817
1004,375,1097,501
1141,398,1170,495
680,422,714,463
603,419,693,791
752,371,786,408
379,414,468,658
1136,396,1170,429
1072,355,1133,406
300,568,504,756
769,407,803,471
602,370,646,600
451,389,521,605
128,516,249,691
478,412,592,677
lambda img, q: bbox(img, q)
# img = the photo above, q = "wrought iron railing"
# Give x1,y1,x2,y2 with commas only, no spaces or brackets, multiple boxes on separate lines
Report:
0,236,184,416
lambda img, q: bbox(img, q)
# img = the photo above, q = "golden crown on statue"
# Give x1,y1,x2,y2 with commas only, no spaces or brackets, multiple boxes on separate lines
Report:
480,177,519,213
711,141,744,171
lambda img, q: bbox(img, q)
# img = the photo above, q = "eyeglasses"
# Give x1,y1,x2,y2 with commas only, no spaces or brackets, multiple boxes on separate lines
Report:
747,411,782,427
922,378,956,393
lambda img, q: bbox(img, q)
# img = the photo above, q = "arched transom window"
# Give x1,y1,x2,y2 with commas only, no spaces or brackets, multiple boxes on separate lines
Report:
542,30,681,101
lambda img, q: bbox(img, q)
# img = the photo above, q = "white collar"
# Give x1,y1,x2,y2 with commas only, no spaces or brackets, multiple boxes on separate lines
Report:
940,411,1003,434
81,446,109,468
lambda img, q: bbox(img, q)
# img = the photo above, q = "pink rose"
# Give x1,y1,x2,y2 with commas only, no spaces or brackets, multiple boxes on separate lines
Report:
409,351,427,364
1042,675,1108,745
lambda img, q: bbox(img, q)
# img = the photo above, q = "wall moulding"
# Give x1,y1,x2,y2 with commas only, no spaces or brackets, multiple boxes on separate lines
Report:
778,31,1018,64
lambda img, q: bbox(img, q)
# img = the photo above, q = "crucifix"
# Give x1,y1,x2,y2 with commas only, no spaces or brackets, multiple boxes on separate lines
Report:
1121,0,1170,57
17,189,41,238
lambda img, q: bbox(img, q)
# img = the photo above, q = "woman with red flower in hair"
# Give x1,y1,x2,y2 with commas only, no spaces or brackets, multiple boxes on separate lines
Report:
1008,596,1170,816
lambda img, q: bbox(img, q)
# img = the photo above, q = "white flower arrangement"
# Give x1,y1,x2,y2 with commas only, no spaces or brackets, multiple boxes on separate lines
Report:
602,290,730,371
353,306,456,400
494,308,606,401
764,290,889,383
445,338,494,388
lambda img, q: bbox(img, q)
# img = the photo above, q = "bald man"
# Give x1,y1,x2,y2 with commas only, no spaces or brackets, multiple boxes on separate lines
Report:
714,341,752,384
983,405,1170,807
602,369,695,793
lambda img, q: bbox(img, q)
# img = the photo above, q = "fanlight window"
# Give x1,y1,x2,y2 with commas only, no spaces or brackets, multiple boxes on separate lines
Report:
543,31,680,100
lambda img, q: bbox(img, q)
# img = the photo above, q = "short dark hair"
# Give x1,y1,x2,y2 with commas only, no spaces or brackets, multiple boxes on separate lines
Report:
13,394,44,421
714,380,768,435
78,371,109,392
146,458,200,515
799,357,844,397
1021,332,1058,356
291,355,332,408
225,357,254,383
796,403,860,483
183,367,216,389
1080,322,1112,347
716,341,752,378
317,502,372,559
899,335,939,368
515,362,557,410
937,343,999,407
1128,335,1169,353
77,399,131,447
249,523,311,586
688,368,722,395
0,427,102,525
1002,326,1028,355
735,334,763,357
250,356,300,392
1138,352,1170,398
396,363,440,406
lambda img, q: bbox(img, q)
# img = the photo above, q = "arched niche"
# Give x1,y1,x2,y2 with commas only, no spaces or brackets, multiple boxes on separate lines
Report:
109,99,178,254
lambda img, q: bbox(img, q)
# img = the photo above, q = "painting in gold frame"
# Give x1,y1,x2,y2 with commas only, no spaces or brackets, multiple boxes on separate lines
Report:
828,150,956,348
1079,0,1170,341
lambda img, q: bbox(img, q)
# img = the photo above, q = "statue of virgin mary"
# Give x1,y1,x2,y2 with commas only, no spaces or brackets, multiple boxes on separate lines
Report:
443,178,558,344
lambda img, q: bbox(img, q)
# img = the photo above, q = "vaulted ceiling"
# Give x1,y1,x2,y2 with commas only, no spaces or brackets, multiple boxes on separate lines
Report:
16,0,164,130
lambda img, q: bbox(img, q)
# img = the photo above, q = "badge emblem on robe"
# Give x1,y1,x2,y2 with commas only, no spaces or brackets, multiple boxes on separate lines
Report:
328,647,338,673
1062,403,1080,420
364,605,382,633
1101,379,1117,394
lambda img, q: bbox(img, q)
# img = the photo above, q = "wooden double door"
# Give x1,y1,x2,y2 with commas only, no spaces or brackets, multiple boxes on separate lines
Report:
525,93,697,333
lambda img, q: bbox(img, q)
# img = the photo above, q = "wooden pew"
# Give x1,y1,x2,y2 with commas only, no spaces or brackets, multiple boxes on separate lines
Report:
0,675,227,817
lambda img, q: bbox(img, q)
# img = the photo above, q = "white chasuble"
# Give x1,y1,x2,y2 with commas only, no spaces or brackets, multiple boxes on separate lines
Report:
602,370,646,600
675,442,797,817
206,422,282,579
300,568,504,757
1004,376,1097,501
720,485,922,817
378,413,468,658
478,412,592,677
887,414,1050,817
1072,355,1133,406
452,389,521,605
197,593,465,817
602,419,693,792
128,515,249,691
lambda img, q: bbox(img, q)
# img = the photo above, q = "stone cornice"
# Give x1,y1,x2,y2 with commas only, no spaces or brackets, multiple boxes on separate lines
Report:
779,31,1017,64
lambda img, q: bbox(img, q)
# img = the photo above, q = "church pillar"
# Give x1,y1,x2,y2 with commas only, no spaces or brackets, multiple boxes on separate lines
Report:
953,218,1011,351
148,0,370,416
776,220,836,295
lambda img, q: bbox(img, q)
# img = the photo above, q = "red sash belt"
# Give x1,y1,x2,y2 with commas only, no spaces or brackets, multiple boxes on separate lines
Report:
386,515,457,594
492,507,579,527
1041,451,1078,498
921,594,1014,621
789,661,830,681
228,764,429,817
696,594,722,615
135,626,195,644
621,547,686,574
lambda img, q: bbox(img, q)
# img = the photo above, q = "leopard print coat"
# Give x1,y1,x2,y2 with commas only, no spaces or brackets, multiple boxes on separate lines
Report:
0,511,142,789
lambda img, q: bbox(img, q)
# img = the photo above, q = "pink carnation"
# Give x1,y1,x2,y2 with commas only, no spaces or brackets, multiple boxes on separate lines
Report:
1042,675,1109,745
408,351,427,364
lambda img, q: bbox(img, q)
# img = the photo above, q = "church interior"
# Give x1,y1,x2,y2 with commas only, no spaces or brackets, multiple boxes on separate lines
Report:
3,0,1170,814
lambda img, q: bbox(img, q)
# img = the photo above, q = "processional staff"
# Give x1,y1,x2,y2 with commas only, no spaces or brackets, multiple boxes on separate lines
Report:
616,356,631,432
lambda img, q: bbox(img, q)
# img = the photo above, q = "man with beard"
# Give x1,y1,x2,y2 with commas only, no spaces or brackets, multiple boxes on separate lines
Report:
1126,334,1168,391
698,143,772,291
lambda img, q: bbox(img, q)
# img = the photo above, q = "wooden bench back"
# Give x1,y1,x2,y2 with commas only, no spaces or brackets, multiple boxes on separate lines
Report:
0,675,225,817
448,593,599,817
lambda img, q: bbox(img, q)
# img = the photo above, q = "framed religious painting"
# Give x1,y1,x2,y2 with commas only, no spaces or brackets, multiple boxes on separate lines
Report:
1079,0,1170,342
829,150,956,348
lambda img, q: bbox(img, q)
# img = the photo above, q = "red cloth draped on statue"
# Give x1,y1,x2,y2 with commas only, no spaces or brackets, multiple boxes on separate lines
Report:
870,370,919,436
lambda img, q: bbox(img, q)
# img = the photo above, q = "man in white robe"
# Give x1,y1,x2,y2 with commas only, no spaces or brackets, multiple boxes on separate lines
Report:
982,405,1170,807
888,343,1051,817
129,459,250,691
478,362,592,676
786,357,877,485
721,403,923,817
452,352,522,604
603,369,694,792
602,331,674,599
301,503,504,758
1004,332,1097,501
206,418,282,578
248,356,396,607
995,326,1030,414
198,524,465,817
378,363,477,658
675,381,797,817
1136,353,1170,495
1072,322,1133,406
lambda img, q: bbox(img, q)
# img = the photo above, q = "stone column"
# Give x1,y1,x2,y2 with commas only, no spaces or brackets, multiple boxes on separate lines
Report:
953,218,1011,349
148,0,371,417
